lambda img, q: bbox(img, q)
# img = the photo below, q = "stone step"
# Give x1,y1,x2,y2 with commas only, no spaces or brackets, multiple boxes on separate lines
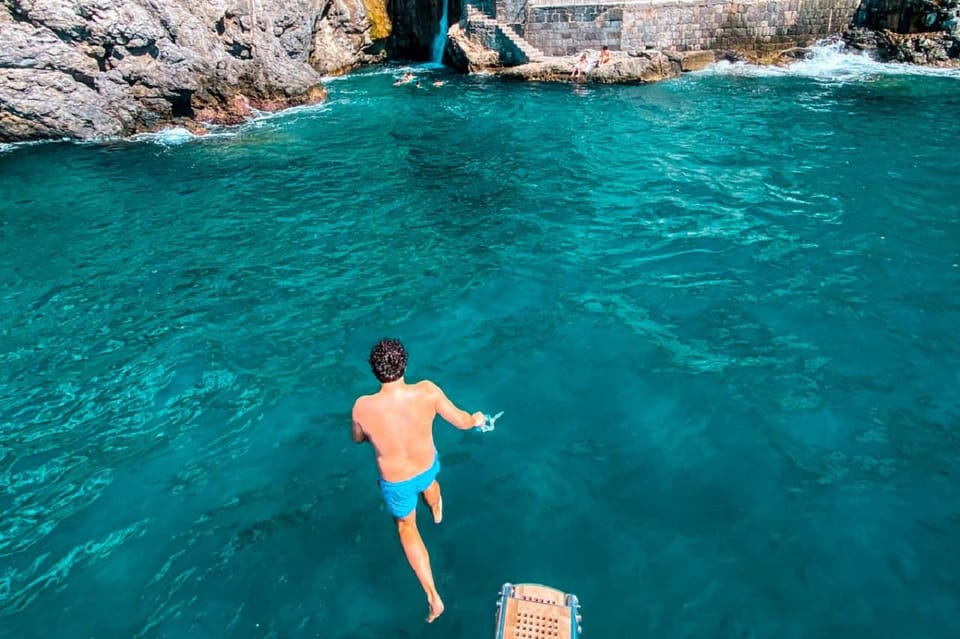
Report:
464,4,545,62
501,27,545,60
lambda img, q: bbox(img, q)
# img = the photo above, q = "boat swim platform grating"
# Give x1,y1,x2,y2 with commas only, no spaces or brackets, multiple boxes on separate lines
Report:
494,583,582,639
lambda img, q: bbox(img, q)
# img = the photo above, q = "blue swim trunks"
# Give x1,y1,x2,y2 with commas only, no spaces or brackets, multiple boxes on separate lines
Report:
378,452,441,518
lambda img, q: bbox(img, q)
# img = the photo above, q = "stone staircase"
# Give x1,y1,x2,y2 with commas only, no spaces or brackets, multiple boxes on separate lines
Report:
464,3,546,63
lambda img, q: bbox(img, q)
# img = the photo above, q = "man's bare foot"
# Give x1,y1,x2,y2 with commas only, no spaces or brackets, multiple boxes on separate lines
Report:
426,593,445,623
431,496,443,524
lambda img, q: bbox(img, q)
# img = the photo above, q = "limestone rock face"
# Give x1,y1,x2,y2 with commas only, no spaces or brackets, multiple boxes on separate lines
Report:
845,0,960,64
311,0,392,75
875,29,959,64
495,51,680,84
446,22,499,72
666,50,717,72
844,27,960,64
0,0,390,141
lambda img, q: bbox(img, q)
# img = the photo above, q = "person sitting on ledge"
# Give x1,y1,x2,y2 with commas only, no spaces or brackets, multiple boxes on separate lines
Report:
599,45,611,65
570,52,588,80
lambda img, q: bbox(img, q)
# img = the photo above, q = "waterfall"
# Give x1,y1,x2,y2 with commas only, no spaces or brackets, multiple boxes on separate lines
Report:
430,0,449,66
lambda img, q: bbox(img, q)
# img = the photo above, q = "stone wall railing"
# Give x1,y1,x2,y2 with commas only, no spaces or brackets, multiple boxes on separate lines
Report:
519,0,862,56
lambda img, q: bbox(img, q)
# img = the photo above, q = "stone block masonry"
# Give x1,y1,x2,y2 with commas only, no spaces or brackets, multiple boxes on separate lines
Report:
520,0,862,56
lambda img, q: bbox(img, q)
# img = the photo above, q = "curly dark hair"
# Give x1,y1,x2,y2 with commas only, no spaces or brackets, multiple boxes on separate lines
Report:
369,338,408,383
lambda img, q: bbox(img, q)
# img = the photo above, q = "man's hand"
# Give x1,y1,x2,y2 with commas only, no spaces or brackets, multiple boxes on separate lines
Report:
431,381,485,430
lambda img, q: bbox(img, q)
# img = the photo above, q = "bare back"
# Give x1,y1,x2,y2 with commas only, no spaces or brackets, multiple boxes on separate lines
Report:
353,380,444,482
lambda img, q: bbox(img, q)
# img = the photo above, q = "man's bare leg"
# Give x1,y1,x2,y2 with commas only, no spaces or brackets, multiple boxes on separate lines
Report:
396,512,445,622
421,480,443,524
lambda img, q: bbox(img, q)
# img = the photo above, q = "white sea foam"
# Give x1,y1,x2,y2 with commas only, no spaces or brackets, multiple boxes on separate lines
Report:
701,40,960,81
244,100,329,123
125,102,332,145
2,102,333,154
128,126,203,146
0,139,51,155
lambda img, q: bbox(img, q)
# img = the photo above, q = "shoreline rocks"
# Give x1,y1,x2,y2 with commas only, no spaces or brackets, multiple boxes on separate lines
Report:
844,27,960,65
0,0,388,143
493,51,681,85
2,1,958,142
448,28,959,84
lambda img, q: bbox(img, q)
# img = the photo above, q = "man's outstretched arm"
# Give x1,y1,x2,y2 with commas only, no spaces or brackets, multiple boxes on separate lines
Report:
429,381,484,430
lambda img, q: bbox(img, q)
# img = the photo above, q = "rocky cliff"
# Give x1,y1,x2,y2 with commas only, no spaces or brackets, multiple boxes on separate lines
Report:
846,0,960,63
0,0,392,142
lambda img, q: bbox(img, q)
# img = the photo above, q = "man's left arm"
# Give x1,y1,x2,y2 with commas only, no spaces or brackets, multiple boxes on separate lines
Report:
351,419,368,443
351,404,368,443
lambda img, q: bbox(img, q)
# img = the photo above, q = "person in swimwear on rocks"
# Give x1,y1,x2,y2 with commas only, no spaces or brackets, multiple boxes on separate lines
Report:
599,45,611,65
570,52,588,80
352,338,485,623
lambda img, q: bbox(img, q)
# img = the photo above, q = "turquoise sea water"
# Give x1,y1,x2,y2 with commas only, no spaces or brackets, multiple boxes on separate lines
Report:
1,48,959,638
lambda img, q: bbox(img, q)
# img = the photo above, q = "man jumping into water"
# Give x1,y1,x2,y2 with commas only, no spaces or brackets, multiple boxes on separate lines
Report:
352,338,485,622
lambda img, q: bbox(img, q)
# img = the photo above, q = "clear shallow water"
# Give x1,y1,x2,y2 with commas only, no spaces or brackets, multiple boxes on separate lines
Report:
1,51,959,638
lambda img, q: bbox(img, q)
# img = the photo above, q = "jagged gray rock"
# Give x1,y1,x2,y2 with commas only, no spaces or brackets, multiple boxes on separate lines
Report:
844,26,960,64
0,0,390,141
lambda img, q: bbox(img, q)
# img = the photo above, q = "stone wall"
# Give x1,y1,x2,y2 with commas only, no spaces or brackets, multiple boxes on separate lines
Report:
519,0,862,56
499,0,534,24
462,13,533,63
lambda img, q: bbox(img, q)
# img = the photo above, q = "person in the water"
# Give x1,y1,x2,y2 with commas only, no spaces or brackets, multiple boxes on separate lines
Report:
351,338,485,623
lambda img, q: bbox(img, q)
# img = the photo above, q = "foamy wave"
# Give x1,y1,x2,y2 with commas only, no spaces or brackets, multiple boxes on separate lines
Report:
701,40,960,81
128,126,202,146
2,103,330,154
0,139,50,155
245,100,329,123
127,102,332,144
